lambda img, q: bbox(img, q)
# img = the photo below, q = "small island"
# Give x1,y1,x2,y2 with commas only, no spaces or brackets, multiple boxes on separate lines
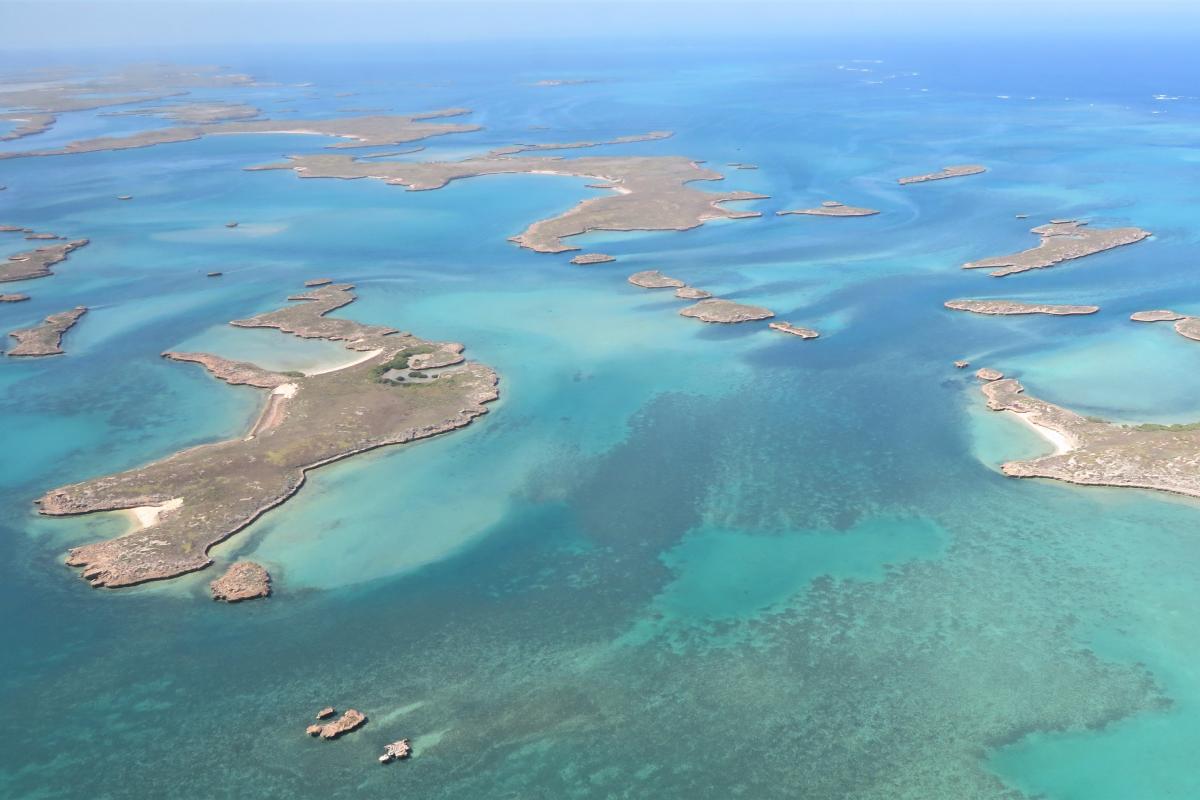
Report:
570,253,615,265
963,220,1150,277
1130,309,1200,341
898,165,987,185
0,293,29,303
486,130,672,157
944,299,1099,316
37,283,498,589
777,200,879,217
680,298,774,323
102,101,262,124
0,236,89,283
307,709,367,740
628,270,684,289
981,374,1200,500
675,286,711,299
209,561,271,602
7,307,87,357
769,321,819,338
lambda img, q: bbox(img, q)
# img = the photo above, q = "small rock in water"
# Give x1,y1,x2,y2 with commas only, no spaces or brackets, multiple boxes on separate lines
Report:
225,221,239,228
206,271,223,278
379,739,413,763
316,707,336,720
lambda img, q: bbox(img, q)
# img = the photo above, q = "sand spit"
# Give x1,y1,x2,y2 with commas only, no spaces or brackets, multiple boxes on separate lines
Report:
944,299,1099,315
6,306,86,357
963,220,1150,277
39,283,498,589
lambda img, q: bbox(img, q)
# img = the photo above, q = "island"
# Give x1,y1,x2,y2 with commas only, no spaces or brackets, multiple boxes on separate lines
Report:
975,367,1004,381
675,286,711,299
680,298,774,323
769,321,819,338
0,237,90,283
36,283,499,589
102,101,262,124
0,109,481,159
777,200,879,217
249,149,768,253
487,130,672,157
0,294,29,303
209,561,271,602
898,165,987,185
628,270,685,289
307,709,367,740
7,307,87,357
944,299,1099,315
570,253,615,265
0,64,257,142
1130,309,1200,341
963,220,1150,277
980,374,1200,500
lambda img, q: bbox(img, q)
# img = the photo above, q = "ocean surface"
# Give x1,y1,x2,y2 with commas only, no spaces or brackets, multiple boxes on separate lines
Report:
3,37,1200,799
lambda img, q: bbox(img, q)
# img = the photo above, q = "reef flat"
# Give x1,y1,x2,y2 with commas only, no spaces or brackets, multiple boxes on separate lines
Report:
0,109,480,159
0,237,89,283
982,375,1200,499
251,151,766,253
944,299,1100,315
6,307,87,357
963,220,1150,277
680,298,774,323
37,283,498,589
776,200,879,217
898,164,987,184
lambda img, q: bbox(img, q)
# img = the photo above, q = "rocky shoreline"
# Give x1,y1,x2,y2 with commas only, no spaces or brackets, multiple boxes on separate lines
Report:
39,283,499,589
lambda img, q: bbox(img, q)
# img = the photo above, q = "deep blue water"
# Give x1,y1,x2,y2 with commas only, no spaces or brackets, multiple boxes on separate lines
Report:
3,37,1200,799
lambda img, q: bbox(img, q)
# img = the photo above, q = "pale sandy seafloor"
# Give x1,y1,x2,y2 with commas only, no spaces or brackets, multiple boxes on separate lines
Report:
3,39,1200,800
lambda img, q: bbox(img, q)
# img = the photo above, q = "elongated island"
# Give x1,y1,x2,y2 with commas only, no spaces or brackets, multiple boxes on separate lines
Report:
37,283,498,589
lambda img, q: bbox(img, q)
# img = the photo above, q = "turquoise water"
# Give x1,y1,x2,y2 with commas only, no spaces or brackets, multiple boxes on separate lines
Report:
3,39,1200,798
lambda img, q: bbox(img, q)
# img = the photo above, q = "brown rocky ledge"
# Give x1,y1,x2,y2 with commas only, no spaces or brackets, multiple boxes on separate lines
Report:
628,270,684,289
898,165,987,185
208,561,271,602
675,286,711,300
304,278,333,287
769,321,819,338
981,374,1200,499
0,236,89,283
249,148,767,253
308,709,367,740
1130,309,1200,341
38,283,498,589
7,307,87,357
963,220,1150,277
0,293,29,302
380,739,413,763
317,707,336,720
777,200,879,217
944,299,1099,316
570,253,615,265
680,299,774,324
